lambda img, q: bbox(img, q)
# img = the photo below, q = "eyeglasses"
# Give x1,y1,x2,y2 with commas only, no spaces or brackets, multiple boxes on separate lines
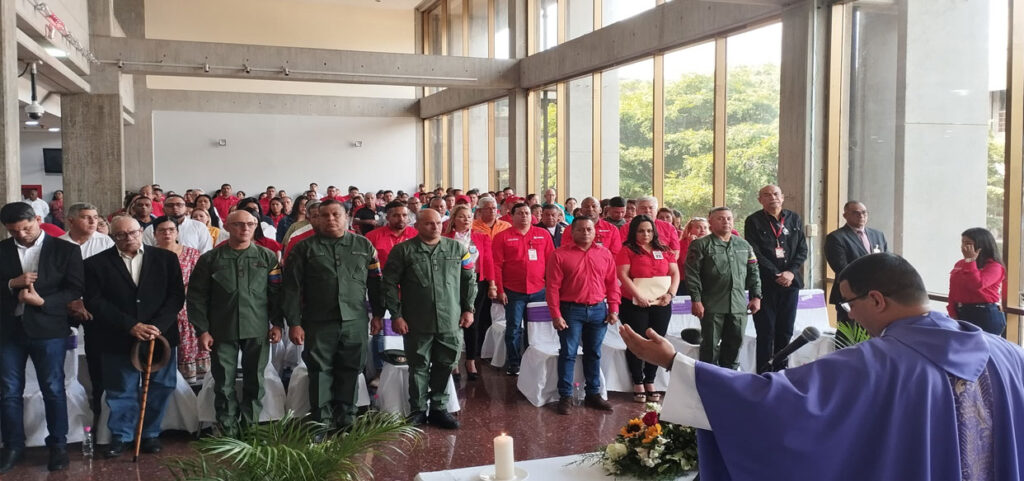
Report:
112,229,143,240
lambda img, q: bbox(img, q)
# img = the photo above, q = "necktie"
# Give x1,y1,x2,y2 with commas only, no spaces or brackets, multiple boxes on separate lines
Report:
857,230,871,253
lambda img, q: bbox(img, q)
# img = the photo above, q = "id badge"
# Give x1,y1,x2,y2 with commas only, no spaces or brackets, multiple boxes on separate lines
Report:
528,248,538,261
653,251,664,260
775,247,786,259
872,245,882,254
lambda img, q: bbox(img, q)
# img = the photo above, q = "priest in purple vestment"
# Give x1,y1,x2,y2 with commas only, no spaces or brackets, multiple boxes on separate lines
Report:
621,253,1024,481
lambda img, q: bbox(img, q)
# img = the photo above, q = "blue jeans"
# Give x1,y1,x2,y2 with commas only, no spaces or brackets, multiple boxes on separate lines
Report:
504,289,545,369
556,302,608,398
956,303,1006,336
102,349,177,442
0,332,68,448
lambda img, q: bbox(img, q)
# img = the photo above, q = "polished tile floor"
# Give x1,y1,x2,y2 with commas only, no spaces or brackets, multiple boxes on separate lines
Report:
0,364,653,481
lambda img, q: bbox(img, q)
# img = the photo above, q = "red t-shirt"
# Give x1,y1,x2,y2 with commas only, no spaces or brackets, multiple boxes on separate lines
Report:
212,196,239,221
545,243,621,318
947,259,1005,317
365,225,418,269
616,246,677,301
563,218,623,255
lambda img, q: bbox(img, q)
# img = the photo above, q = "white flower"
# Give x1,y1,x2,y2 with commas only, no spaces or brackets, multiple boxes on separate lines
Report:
605,442,628,461
645,402,662,413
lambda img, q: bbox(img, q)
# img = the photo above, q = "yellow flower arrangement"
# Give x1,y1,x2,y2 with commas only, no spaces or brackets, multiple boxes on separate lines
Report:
642,423,662,444
621,418,645,438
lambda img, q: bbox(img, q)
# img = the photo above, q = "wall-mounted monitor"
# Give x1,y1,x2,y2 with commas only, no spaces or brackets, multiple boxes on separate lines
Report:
43,148,62,174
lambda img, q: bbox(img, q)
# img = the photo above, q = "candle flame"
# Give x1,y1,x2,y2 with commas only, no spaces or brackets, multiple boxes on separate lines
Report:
501,432,506,436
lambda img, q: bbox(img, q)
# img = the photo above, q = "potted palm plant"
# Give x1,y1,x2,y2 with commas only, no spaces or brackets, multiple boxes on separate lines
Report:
165,411,422,481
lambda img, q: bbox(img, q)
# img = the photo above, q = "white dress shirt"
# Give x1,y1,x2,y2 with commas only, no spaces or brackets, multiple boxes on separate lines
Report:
661,353,712,430
59,232,114,259
142,218,212,253
118,245,144,285
12,232,46,316
23,198,49,219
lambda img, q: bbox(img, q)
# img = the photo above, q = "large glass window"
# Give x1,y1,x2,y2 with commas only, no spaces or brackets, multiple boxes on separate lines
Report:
725,24,781,221
448,112,464,189
448,0,464,57
536,0,559,53
425,6,444,55
664,42,715,219
844,0,1006,296
535,85,559,192
468,104,489,189
567,75,594,198
428,116,444,189
468,0,489,58
566,0,594,41
495,0,510,59
602,0,655,27
495,98,511,189
603,59,654,199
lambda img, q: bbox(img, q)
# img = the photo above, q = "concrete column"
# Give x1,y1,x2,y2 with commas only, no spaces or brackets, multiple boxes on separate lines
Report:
123,75,153,188
0,0,20,205
507,0,528,193
61,93,125,216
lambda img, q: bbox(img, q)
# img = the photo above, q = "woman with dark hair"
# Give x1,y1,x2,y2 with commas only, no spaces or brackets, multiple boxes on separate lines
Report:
236,197,282,254
194,194,221,228
615,214,680,403
948,227,1006,335
49,190,65,229
276,195,307,243
151,215,208,384
267,197,286,228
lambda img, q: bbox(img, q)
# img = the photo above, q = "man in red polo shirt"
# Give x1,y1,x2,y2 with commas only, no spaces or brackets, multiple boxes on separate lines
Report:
364,200,418,378
213,183,239,221
492,203,554,376
620,196,680,258
547,215,620,415
562,197,622,255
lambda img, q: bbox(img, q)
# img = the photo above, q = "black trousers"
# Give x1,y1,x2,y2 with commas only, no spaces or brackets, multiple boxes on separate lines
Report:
620,299,672,385
462,280,493,360
753,285,799,373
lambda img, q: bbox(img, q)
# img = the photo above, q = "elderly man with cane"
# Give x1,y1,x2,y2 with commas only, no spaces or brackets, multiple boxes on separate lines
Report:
84,217,184,458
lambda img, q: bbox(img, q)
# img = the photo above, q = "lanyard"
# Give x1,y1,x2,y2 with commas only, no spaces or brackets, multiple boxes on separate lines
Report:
768,215,785,240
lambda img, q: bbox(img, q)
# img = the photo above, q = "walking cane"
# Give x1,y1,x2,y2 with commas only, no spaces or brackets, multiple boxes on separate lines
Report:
130,335,171,463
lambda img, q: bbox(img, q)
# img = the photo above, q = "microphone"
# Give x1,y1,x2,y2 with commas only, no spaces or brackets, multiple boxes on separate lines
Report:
761,326,820,372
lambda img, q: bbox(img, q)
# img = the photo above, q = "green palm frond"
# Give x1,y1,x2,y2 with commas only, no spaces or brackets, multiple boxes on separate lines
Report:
834,322,871,349
164,411,422,481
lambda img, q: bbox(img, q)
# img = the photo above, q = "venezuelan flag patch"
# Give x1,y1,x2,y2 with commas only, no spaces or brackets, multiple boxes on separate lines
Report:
268,266,282,284
461,251,475,270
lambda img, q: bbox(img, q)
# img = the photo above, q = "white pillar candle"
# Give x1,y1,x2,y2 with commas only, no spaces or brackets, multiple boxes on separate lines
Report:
494,432,515,480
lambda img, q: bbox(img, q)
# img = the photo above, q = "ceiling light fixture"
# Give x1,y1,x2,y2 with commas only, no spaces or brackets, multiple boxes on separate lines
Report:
48,127,60,132
24,120,39,126
44,47,67,58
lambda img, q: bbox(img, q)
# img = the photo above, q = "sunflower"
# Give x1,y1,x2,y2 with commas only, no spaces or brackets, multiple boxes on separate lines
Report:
621,418,645,438
642,423,662,444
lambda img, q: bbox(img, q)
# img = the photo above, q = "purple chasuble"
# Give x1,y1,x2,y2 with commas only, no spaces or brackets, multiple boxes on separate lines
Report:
691,312,1024,481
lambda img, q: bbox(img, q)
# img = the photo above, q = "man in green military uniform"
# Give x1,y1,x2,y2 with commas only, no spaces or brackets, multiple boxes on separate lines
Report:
685,207,761,369
382,209,477,429
283,199,384,429
188,210,284,437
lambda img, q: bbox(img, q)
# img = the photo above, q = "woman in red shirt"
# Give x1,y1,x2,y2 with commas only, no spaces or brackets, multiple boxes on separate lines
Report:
267,197,286,228
948,227,1005,335
676,217,710,295
444,204,496,381
616,215,680,403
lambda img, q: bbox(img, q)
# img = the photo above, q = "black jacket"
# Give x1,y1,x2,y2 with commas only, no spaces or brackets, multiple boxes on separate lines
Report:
84,246,185,354
0,233,84,339
535,222,565,248
824,225,888,304
743,209,808,289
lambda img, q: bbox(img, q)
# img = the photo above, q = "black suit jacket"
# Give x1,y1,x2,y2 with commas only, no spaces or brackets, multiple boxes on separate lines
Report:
83,246,185,354
0,233,84,339
824,224,889,304
535,222,565,248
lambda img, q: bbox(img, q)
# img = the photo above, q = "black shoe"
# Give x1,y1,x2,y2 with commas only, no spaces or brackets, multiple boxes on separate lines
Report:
48,446,69,472
505,366,520,376
406,410,427,426
467,371,480,381
0,447,24,474
427,410,460,429
104,440,125,459
140,437,162,454
556,396,572,415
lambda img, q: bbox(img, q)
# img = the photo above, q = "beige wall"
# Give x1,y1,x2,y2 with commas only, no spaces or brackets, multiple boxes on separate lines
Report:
143,0,415,97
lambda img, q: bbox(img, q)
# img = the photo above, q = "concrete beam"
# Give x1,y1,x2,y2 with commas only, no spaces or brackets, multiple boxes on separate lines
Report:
16,31,91,93
519,0,780,89
91,36,520,89
149,90,419,118
419,88,507,119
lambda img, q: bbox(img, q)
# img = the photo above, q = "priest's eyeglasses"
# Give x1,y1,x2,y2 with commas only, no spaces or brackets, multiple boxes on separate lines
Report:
839,292,871,312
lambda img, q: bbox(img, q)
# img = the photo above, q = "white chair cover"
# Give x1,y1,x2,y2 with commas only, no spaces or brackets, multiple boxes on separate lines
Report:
95,370,199,444
376,362,460,415
600,322,670,392
515,302,608,407
284,361,370,417
196,359,286,424
482,319,507,368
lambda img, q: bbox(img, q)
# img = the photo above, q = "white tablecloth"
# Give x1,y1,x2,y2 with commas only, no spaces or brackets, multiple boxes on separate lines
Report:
414,453,696,481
